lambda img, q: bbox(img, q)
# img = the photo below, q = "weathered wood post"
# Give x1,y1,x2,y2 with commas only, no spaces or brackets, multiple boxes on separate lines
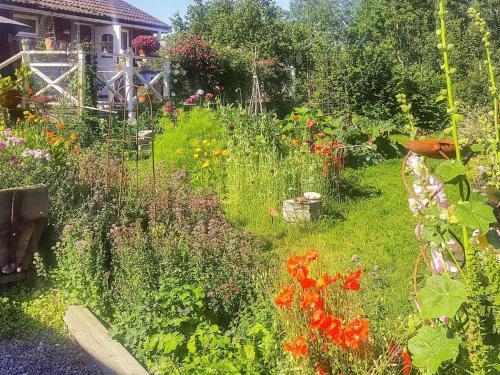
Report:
125,48,135,123
163,58,171,99
77,48,85,116
20,40,30,110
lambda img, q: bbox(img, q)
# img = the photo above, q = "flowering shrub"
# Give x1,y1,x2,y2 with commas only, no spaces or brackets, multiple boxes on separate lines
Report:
274,249,373,374
131,35,160,55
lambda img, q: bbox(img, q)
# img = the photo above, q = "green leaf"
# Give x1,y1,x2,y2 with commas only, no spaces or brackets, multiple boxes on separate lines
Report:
470,144,485,153
435,160,466,182
454,201,496,234
408,326,461,374
162,333,184,354
418,275,466,319
147,335,159,351
243,343,256,361
187,336,197,354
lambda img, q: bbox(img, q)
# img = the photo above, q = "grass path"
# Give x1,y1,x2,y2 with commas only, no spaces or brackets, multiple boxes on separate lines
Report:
235,159,418,333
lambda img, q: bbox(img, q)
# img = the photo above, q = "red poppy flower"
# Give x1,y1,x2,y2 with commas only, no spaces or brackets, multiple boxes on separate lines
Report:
287,255,310,281
300,290,324,310
343,318,369,349
326,317,343,345
284,336,308,358
316,365,326,375
343,269,363,291
316,272,342,290
305,248,320,262
275,285,294,308
402,352,412,375
300,278,316,289
310,310,327,330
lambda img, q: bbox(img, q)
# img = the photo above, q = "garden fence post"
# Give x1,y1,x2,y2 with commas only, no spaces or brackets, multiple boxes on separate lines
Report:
20,41,30,110
125,49,135,123
77,49,85,115
163,58,171,99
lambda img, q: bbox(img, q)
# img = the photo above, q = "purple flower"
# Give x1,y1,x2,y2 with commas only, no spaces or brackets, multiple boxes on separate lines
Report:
0,141,6,151
190,94,198,101
21,149,52,161
6,136,24,146
431,248,446,275
184,97,194,105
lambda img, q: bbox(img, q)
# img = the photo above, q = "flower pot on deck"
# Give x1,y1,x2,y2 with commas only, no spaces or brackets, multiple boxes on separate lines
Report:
405,139,456,159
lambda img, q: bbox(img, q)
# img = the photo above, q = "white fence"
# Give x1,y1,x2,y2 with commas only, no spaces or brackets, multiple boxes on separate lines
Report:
0,44,171,114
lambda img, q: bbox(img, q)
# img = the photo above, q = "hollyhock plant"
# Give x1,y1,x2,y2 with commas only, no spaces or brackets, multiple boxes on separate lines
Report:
275,249,372,373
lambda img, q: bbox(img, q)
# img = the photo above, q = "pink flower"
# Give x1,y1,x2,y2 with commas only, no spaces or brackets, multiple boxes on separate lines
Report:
440,316,450,324
431,248,446,275
205,93,214,101
414,224,424,238
307,120,316,129
214,85,224,92
446,240,464,263
0,141,6,151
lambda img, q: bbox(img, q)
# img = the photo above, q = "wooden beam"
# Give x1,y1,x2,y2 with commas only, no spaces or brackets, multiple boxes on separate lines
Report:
0,52,22,70
64,306,149,375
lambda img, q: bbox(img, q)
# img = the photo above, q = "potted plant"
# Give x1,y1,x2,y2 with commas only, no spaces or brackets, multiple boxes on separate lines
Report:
137,86,150,103
131,35,160,57
44,35,56,51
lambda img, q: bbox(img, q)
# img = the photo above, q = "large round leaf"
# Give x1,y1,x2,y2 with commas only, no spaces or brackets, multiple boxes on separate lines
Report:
417,275,466,319
408,326,461,374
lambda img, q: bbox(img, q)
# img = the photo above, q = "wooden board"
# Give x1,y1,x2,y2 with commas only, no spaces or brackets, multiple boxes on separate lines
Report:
64,306,150,375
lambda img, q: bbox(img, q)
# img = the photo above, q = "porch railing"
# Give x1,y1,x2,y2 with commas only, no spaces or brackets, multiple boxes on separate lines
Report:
0,43,171,116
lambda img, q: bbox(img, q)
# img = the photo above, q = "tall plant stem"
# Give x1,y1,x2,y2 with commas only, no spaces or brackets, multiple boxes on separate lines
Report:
486,47,500,162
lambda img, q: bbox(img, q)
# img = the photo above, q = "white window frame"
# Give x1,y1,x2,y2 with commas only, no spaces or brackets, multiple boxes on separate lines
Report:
120,29,130,53
13,14,39,37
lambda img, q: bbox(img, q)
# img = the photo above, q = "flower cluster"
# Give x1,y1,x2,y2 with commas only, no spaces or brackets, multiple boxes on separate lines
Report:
275,249,369,373
21,148,52,162
131,35,160,55
193,138,228,169
406,155,464,275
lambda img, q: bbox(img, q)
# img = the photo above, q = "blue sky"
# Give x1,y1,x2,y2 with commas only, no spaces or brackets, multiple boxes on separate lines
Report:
127,0,290,24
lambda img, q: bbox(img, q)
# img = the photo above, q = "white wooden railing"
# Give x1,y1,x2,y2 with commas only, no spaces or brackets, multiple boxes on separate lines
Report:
0,44,171,115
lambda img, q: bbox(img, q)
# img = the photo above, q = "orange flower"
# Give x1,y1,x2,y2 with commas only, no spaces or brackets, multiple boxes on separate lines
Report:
27,114,36,121
325,317,343,345
72,146,79,154
343,318,369,349
287,255,310,281
27,87,34,96
343,269,363,291
316,365,326,375
70,132,78,142
292,115,300,121
46,131,55,138
275,285,294,308
56,123,65,130
305,248,320,262
300,278,316,289
293,139,302,145
402,351,412,375
316,272,342,290
300,290,324,310
49,136,60,145
284,336,308,358
310,310,335,331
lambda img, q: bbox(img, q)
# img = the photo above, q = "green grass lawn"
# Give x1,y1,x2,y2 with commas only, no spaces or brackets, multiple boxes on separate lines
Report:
230,159,418,335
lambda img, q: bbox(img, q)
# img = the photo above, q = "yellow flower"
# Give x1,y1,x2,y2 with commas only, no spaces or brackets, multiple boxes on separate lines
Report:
222,149,229,156
213,150,222,157
202,161,210,168
195,147,202,152
175,148,183,155
204,152,208,156
194,154,199,159
70,132,78,142
202,139,208,145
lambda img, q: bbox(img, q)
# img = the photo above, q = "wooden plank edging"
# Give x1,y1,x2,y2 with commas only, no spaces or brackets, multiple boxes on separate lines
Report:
63,305,149,375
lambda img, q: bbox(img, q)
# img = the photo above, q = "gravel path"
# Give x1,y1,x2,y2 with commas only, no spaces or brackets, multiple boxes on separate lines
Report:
0,338,101,375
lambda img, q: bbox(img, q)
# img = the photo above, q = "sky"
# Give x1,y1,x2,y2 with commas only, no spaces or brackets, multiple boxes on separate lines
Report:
127,0,290,24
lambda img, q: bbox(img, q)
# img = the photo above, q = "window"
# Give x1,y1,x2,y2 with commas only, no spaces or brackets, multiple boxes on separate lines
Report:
101,34,114,56
121,30,130,52
13,14,38,36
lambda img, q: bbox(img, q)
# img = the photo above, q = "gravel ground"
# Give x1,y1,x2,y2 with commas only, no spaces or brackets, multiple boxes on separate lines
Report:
0,338,101,375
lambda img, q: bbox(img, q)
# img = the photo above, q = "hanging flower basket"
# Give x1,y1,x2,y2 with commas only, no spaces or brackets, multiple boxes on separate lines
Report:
131,35,160,57
404,139,456,159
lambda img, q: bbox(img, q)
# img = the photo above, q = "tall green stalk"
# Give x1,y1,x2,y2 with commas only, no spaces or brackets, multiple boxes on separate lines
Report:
438,1,486,373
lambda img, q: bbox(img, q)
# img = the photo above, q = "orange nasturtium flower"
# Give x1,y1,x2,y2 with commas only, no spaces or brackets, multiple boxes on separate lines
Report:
284,336,308,358
27,114,36,121
343,269,363,291
72,146,79,154
342,318,369,349
275,285,294,308
316,272,342,290
56,123,65,130
300,290,324,310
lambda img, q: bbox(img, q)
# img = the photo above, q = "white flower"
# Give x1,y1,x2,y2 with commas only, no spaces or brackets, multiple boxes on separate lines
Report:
197,89,205,96
431,248,446,274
